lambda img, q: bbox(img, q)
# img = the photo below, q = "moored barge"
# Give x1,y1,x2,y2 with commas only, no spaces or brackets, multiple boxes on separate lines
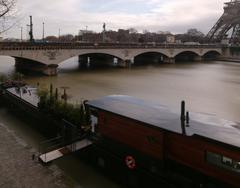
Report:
86,95,240,188
0,82,90,138
0,83,61,136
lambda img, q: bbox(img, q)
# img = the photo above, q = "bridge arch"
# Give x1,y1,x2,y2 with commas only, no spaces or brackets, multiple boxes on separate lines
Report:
0,54,54,75
74,51,125,62
13,56,58,75
131,49,170,59
1,54,47,65
174,50,201,57
202,50,221,60
13,56,46,67
174,51,201,62
133,51,168,65
53,49,127,68
75,52,124,68
0,54,52,75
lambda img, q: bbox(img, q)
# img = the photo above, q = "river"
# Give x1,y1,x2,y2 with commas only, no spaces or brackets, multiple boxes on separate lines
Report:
0,56,240,187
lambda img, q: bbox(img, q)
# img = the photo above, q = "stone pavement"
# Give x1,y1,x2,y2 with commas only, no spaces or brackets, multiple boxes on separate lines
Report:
0,123,74,188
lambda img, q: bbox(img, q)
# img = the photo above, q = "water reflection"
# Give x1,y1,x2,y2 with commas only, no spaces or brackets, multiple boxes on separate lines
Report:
0,56,15,74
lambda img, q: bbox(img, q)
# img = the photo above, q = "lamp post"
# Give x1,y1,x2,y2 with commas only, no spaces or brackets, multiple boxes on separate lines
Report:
20,27,23,42
102,23,106,42
27,15,34,42
42,22,45,41
58,28,61,41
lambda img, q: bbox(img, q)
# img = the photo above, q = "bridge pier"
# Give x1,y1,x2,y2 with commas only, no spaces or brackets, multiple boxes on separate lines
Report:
90,55,114,66
42,65,58,76
221,47,231,57
78,56,89,68
194,56,203,61
134,54,163,65
78,55,115,68
15,58,58,76
130,58,135,65
117,60,132,68
163,57,175,64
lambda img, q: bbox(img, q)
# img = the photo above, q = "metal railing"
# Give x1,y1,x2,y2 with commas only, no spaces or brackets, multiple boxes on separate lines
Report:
0,42,222,51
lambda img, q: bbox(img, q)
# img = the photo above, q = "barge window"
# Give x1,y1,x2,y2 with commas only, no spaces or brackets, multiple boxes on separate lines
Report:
206,151,240,173
222,156,232,166
206,151,221,166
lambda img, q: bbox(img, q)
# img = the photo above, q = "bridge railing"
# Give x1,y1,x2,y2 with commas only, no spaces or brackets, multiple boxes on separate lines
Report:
0,42,222,50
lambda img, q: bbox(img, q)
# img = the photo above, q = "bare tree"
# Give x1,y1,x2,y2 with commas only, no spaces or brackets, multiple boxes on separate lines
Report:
0,0,16,33
186,28,204,37
128,28,138,34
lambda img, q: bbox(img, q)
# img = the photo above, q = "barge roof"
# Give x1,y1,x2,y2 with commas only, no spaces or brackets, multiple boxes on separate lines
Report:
87,95,240,149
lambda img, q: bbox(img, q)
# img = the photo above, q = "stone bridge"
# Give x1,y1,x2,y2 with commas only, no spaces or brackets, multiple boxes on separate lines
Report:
0,42,222,75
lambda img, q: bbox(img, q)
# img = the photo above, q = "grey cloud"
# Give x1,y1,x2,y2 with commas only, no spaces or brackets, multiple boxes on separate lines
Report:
4,0,225,38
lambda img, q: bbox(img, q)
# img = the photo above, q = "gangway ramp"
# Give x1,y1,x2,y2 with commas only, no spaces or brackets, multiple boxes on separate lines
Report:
39,139,92,163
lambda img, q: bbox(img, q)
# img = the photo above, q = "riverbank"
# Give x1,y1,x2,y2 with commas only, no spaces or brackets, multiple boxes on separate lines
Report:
218,57,240,63
0,122,74,188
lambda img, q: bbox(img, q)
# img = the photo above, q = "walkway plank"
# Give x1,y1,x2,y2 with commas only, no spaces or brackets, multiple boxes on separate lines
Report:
39,139,92,163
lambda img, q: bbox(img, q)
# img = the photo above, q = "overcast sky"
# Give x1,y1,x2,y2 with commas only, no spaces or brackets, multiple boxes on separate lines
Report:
4,0,226,39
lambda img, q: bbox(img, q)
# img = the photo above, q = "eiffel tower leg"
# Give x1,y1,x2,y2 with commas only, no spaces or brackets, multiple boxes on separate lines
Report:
230,24,240,44
206,14,224,40
206,1,240,44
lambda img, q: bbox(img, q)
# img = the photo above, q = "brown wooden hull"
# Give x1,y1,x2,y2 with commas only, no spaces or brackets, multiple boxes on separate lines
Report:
97,111,240,187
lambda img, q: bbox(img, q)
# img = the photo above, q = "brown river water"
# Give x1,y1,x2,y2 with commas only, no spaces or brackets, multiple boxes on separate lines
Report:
0,56,240,187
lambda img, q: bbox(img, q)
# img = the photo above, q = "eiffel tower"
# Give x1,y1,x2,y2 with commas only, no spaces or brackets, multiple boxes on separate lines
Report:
206,0,240,43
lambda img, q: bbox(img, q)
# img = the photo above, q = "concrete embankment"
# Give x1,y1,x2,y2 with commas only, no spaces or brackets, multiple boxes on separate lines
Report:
0,122,74,188
218,57,240,63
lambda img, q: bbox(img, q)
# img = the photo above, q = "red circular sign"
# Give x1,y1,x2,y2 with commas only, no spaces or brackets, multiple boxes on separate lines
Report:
125,155,136,169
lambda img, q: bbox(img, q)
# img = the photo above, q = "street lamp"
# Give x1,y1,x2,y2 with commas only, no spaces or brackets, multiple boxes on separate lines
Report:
27,15,34,42
42,22,45,41
20,27,23,42
102,23,106,42
58,28,61,41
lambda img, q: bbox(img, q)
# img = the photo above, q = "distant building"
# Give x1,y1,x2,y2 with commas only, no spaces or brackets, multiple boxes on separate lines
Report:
175,39,182,44
166,35,175,43
118,29,129,35
78,30,95,42
78,30,94,36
